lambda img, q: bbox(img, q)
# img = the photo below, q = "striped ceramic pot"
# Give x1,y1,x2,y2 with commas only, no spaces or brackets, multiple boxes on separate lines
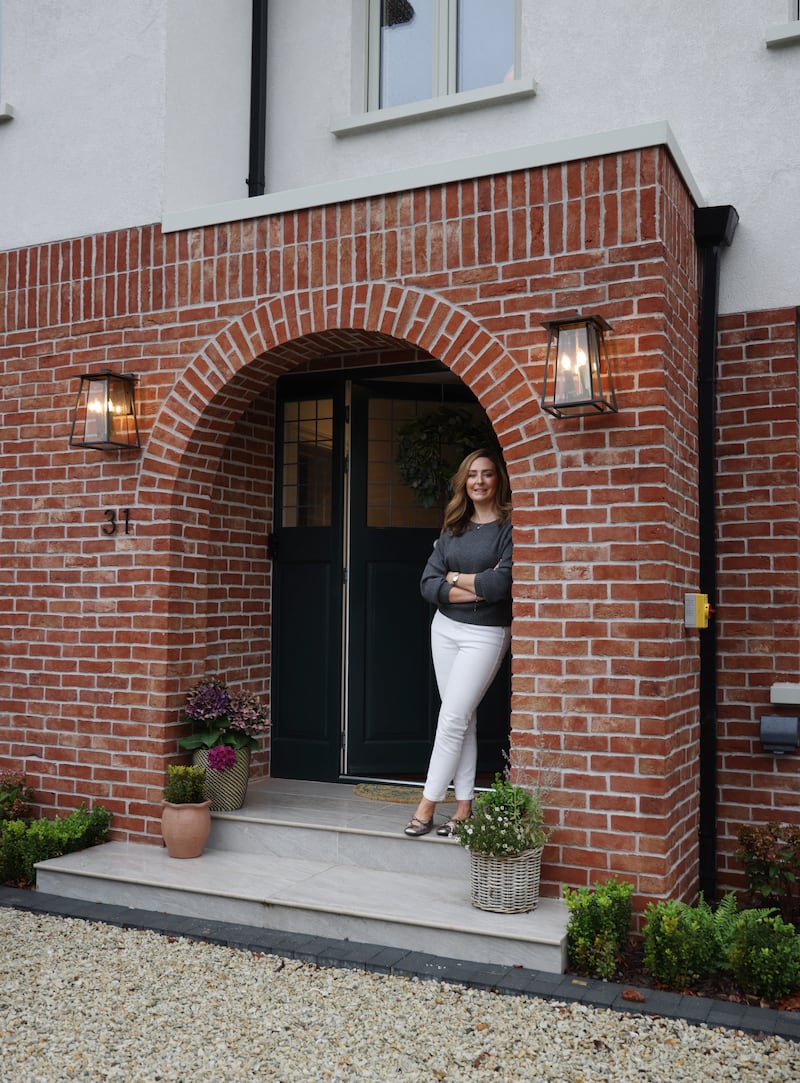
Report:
191,748,251,811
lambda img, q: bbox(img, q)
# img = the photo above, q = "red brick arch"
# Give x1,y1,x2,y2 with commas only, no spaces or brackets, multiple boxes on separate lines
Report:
132,282,553,823
137,281,547,503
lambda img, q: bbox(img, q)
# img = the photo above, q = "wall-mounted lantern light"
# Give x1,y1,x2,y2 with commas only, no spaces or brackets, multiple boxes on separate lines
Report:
541,315,618,418
69,371,141,450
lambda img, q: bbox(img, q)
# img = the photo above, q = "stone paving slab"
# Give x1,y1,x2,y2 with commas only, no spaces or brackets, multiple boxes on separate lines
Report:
2,885,798,1042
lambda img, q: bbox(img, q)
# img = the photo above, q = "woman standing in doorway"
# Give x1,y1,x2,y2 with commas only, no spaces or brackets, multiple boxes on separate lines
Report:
404,448,513,838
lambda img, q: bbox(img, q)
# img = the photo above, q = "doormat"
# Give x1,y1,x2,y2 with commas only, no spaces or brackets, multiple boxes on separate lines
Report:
353,783,453,803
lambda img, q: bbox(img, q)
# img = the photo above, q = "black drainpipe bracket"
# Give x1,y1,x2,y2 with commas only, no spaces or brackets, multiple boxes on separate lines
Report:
694,205,739,248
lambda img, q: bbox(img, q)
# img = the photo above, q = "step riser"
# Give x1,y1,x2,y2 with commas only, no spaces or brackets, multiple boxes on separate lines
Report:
208,818,468,877
36,866,565,972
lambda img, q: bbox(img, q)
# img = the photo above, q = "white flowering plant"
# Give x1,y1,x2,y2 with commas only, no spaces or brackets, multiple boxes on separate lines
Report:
457,774,549,856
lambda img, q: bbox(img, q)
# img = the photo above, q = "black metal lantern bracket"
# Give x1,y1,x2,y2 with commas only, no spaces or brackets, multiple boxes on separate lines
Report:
69,370,142,450
540,315,618,419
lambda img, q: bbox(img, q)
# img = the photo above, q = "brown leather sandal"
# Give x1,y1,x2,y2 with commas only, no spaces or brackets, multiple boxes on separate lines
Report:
436,817,467,837
403,815,434,837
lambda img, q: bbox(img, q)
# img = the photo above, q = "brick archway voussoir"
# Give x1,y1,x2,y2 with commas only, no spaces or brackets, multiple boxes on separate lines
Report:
138,281,545,503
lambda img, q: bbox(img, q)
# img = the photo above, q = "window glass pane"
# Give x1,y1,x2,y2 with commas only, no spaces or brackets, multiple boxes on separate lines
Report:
281,399,333,528
380,0,434,108
457,0,515,92
367,398,446,529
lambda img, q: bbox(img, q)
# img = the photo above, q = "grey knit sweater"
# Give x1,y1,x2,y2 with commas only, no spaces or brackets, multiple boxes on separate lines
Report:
419,519,512,627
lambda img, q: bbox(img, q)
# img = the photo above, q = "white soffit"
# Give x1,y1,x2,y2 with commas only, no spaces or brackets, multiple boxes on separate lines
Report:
161,121,704,235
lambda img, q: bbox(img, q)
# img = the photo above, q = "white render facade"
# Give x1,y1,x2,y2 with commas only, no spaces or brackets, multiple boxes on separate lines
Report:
1,0,799,316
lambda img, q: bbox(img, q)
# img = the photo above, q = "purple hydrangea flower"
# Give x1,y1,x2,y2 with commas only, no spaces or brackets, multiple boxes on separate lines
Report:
184,677,231,722
228,691,270,738
207,744,237,772
180,676,270,753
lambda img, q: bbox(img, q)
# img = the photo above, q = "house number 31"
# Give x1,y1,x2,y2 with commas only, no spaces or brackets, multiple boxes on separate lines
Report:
102,509,131,535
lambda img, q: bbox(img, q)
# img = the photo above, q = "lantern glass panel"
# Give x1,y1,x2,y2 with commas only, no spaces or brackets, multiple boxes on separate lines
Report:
84,381,109,444
555,325,592,404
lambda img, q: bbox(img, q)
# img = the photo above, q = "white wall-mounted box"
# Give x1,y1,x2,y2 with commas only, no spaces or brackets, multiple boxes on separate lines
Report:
770,683,800,705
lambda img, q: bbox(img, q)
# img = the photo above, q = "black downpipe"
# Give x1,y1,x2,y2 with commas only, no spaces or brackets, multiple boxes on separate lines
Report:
694,205,738,901
247,0,269,197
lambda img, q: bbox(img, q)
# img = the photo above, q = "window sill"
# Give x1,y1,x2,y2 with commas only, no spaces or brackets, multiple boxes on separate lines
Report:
331,77,537,137
765,22,800,48
0,102,15,124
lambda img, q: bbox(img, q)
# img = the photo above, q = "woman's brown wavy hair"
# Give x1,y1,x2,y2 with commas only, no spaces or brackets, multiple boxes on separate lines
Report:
441,448,512,536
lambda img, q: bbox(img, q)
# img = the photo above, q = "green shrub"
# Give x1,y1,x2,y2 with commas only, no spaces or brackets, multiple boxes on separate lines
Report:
642,897,717,990
564,878,634,980
0,770,34,822
163,765,207,804
729,909,800,1001
736,821,800,925
0,804,112,887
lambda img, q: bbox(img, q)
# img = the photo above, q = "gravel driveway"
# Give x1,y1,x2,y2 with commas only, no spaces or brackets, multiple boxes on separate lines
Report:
2,909,799,1082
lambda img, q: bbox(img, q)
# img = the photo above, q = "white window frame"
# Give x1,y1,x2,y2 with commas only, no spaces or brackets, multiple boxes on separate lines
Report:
765,0,800,47
334,0,532,135
366,0,522,111
0,0,14,123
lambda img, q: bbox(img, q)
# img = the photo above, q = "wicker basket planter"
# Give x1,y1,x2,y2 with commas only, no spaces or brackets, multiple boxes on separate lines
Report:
468,847,543,913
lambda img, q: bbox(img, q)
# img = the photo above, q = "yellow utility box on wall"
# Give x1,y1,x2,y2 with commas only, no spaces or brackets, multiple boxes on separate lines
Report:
684,593,711,629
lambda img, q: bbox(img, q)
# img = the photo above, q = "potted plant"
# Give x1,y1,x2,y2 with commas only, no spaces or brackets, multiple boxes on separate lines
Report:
457,774,550,913
177,676,270,811
161,765,211,859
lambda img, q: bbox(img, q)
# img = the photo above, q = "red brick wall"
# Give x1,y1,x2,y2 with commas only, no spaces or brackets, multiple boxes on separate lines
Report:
514,152,704,902
3,145,781,903
715,307,800,894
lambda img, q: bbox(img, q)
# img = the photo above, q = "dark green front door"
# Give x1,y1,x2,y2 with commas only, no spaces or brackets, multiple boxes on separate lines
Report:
269,383,344,781
269,370,509,783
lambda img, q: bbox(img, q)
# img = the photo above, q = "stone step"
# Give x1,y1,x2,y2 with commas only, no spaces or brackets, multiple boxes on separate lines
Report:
33,778,568,973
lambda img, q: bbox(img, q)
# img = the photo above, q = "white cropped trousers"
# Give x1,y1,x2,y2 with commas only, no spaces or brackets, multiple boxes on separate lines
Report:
422,610,511,803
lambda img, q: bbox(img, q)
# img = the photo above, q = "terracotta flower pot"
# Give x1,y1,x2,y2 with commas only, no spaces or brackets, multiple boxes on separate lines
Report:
160,799,212,858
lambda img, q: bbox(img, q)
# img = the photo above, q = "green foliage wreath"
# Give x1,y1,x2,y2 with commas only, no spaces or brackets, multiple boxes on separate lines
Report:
395,407,495,508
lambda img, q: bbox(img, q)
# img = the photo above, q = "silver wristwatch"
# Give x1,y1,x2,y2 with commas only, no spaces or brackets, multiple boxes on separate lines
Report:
451,573,460,586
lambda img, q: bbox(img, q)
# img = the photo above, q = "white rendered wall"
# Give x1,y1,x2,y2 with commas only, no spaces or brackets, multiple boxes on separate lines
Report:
163,0,251,215
0,0,251,247
0,0,167,248
1,0,799,316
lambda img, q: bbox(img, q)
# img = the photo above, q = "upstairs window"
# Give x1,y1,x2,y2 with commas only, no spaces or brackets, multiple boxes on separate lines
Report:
368,0,517,111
